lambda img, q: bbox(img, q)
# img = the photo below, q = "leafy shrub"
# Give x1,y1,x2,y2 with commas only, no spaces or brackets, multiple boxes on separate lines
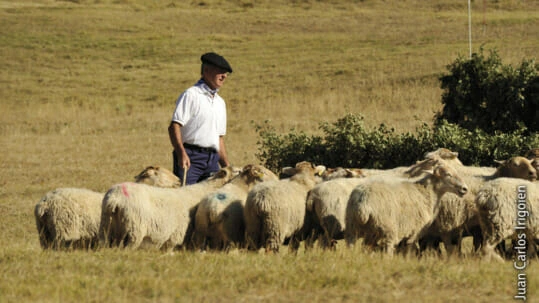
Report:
436,48,539,133
254,113,539,171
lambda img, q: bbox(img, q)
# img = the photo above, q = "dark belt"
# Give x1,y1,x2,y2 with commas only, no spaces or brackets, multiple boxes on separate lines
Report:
183,143,216,153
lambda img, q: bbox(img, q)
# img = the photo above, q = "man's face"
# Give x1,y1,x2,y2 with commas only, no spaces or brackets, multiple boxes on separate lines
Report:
203,65,228,90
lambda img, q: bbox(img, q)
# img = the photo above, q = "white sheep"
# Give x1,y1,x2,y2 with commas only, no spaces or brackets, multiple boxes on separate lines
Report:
34,166,181,250
475,177,539,261
35,188,104,250
305,177,365,250
193,164,279,251
244,161,326,253
418,156,537,256
99,167,237,250
304,148,464,251
345,163,469,256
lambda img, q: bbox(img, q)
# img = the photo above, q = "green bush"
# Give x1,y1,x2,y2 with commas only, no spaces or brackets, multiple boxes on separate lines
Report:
436,49,539,133
254,113,539,171
255,51,539,171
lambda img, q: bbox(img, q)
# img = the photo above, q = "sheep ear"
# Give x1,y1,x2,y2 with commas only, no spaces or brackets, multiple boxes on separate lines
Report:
433,167,442,178
314,165,326,176
345,168,357,178
281,167,296,176
241,164,253,174
421,169,434,177
250,166,265,179
255,171,265,179
432,166,449,178
134,167,152,180
346,168,364,178
494,159,505,166
406,158,438,177
214,168,230,178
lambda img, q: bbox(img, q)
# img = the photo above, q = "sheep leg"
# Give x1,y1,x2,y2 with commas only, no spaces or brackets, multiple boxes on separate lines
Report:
244,213,262,251
480,237,505,262
265,238,280,253
380,236,396,257
441,233,461,257
262,216,281,253
192,231,207,251
288,235,301,253
123,224,144,249
421,236,442,257
344,227,360,248
302,228,320,251
467,225,483,252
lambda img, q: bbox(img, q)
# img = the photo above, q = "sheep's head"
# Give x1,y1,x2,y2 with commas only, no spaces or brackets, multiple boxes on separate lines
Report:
240,164,279,184
322,167,364,180
405,157,447,178
134,166,182,188
430,164,468,197
525,148,539,160
280,161,326,178
296,161,326,176
209,166,241,183
494,156,537,182
424,147,463,166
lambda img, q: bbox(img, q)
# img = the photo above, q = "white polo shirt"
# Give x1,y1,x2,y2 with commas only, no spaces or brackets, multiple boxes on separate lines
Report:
171,79,227,152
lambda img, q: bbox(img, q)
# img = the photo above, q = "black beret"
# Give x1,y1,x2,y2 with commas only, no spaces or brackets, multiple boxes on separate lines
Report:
201,52,233,73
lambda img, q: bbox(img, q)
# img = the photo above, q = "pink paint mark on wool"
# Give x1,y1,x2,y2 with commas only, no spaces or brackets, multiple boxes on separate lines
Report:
121,183,130,198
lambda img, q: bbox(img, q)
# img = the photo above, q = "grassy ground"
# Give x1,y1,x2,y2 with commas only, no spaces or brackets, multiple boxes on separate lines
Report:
1,0,539,302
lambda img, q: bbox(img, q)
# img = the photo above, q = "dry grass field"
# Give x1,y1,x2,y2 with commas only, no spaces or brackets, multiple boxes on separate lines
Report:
1,0,539,302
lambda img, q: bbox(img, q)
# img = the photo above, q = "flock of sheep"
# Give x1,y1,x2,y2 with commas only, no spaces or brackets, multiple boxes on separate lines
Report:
34,148,539,261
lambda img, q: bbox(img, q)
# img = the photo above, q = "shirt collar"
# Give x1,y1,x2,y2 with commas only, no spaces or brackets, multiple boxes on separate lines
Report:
195,78,219,96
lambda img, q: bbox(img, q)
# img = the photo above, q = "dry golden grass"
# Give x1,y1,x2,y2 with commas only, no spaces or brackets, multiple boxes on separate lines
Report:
1,0,539,301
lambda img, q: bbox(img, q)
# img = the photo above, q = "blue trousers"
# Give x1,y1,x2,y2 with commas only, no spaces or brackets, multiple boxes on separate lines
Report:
173,148,220,185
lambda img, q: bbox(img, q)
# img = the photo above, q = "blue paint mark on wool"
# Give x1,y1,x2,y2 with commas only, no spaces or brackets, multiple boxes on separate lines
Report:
217,193,227,201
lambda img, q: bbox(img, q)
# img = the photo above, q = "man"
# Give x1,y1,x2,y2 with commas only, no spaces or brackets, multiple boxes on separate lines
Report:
168,52,232,185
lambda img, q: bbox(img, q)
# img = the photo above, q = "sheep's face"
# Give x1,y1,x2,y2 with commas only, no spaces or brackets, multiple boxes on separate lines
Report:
495,157,537,182
241,164,279,184
322,167,364,180
211,166,241,182
433,165,468,197
281,161,325,177
525,148,539,160
134,166,181,188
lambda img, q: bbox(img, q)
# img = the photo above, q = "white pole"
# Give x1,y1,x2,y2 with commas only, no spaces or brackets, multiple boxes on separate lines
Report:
468,0,472,58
